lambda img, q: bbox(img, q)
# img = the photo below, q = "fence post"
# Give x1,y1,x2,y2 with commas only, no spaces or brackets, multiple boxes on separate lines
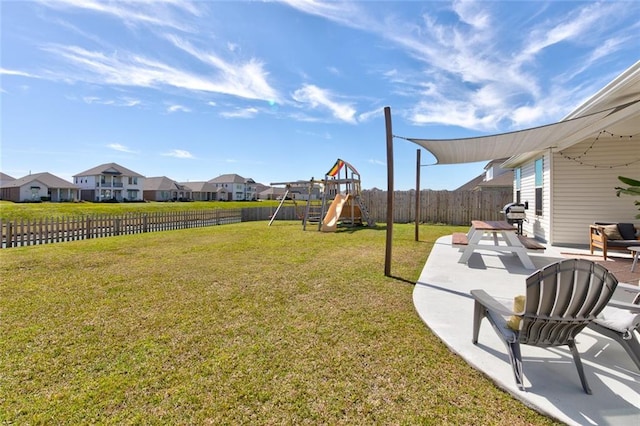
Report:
7,222,13,248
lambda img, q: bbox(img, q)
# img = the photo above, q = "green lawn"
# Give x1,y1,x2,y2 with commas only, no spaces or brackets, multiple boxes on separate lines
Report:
0,222,559,424
0,200,281,221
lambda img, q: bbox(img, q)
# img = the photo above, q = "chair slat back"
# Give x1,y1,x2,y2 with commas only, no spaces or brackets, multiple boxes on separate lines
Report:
520,259,618,346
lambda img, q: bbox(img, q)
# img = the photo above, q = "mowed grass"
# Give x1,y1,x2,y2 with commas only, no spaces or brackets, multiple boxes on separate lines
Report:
0,222,558,425
0,200,281,221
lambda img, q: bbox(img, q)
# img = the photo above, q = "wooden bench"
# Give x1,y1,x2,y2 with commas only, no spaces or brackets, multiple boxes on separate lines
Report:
452,232,468,245
517,235,545,250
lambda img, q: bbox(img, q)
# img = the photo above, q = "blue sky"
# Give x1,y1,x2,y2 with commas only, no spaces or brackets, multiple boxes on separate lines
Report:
2,1,639,190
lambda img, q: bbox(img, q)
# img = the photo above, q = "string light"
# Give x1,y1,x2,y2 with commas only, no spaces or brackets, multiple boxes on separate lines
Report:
559,130,638,168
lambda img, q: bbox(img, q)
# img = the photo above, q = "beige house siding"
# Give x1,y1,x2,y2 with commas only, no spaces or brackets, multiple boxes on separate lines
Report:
551,137,639,245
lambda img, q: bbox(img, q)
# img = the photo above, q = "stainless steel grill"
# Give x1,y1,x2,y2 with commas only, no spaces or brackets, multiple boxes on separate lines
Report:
503,202,527,235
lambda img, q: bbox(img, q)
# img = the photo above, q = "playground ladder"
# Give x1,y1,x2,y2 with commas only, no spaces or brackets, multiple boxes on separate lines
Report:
355,195,376,227
303,199,323,230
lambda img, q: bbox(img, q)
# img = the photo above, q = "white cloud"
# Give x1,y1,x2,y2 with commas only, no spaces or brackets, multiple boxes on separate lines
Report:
165,35,280,102
285,0,630,131
409,98,500,131
0,68,37,78
358,107,384,123
41,40,280,103
41,0,201,32
107,143,137,153
163,149,194,159
510,105,546,127
219,107,259,119
167,104,190,113
82,96,141,107
292,84,356,124
518,3,619,65
452,0,491,30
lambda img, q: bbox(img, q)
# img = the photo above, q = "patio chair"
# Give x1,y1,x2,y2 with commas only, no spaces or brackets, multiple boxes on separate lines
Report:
471,258,618,394
587,282,640,371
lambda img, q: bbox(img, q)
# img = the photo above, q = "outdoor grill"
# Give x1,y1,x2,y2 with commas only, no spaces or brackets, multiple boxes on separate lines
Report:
503,202,527,235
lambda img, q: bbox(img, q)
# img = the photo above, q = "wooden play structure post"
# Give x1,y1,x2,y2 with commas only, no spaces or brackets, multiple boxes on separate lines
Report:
415,148,421,242
269,160,375,232
384,106,394,277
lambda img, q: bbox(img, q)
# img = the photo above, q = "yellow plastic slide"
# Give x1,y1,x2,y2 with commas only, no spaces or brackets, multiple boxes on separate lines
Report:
321,194,350,232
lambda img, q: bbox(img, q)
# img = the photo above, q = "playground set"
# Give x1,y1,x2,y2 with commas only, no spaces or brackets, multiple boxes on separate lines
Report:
269,159,375,232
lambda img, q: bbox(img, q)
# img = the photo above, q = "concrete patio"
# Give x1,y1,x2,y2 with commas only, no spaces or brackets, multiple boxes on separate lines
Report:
413,235,640,425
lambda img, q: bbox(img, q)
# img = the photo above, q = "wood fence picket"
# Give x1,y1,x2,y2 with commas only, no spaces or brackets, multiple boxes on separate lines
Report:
0,190,512,248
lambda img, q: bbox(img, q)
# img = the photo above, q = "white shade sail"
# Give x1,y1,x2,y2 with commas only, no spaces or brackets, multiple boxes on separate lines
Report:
403,99,640,165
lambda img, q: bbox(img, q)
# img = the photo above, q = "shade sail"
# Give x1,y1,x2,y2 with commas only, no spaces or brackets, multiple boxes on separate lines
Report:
403,99,640,165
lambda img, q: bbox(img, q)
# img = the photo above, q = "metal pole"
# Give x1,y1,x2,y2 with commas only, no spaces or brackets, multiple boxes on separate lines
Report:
415,149,421,242
384,106,394,277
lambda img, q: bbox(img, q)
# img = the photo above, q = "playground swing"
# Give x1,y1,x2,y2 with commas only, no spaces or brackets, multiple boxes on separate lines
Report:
268,180,319,226
268,159,375,231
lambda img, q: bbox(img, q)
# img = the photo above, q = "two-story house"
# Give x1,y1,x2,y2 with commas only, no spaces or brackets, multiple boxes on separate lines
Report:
208,174,257,201
455,158,514,193
74,163,145,202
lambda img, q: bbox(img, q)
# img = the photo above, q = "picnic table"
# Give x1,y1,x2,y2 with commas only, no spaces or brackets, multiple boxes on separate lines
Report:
453,220,543,269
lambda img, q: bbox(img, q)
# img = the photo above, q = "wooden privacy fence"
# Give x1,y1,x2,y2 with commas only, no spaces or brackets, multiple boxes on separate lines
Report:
0,190,512,248
362,189,513,225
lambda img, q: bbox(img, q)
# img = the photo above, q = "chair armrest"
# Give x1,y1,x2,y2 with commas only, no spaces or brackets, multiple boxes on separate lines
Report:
471,289,516,316
608,300,640,313
607,283,640,312
589,224,605,237
589,225,607,245
611,282,640,303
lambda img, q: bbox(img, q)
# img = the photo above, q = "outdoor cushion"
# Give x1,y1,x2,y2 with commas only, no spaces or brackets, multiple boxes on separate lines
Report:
618,223,637,241
597,306,639,335
507,295,525,331
602,224,623,240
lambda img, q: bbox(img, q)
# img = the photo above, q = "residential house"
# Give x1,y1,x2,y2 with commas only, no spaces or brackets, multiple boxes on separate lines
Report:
456,158,514,193
0,172,16,199
287,180,323,200
74,163,145,202
181,181,221,201
405,61,639,247
144,176,192,201
0,172,80,202
254,182,270,197
208,174,257,201
501,61,640,245
259,187,287,200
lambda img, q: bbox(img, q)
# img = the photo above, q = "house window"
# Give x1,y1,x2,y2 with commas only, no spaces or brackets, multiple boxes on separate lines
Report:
515,168,521,203
534,158,543,216
128,177,137,185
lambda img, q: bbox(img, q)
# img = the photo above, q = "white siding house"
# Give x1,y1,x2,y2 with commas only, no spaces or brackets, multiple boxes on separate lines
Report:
208,174,257,201
74,163,145,202
503,63,640,246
